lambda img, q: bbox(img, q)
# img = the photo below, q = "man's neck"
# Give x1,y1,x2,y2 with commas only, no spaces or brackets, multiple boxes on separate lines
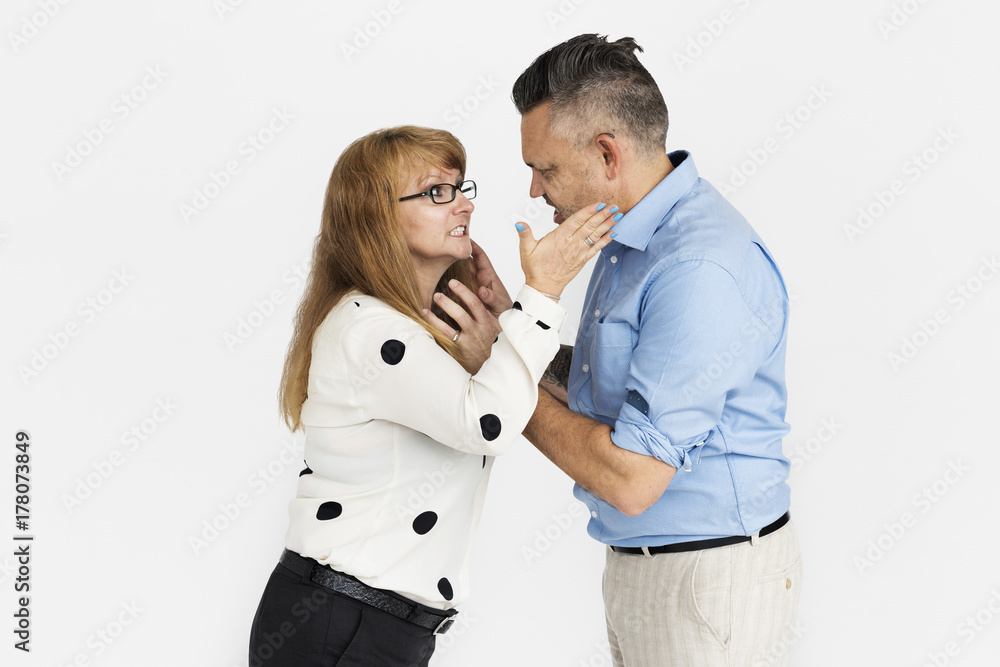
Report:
621,152,675,213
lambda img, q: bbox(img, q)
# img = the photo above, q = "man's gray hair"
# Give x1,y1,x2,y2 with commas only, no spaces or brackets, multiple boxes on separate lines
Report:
512,34,669,161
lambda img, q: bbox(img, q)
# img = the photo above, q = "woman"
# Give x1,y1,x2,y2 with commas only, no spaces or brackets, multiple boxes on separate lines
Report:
249,125,616,666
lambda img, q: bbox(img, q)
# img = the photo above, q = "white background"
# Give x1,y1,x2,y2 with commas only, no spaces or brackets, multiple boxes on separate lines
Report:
2,0,999,665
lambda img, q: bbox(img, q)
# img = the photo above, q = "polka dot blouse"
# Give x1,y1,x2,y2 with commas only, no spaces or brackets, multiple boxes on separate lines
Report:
285,284,567,609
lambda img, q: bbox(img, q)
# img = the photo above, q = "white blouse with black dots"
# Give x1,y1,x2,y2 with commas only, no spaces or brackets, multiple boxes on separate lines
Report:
284,284,566,610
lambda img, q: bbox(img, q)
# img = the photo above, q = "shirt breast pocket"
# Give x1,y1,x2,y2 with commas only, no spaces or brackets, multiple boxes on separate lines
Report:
589,321,638,419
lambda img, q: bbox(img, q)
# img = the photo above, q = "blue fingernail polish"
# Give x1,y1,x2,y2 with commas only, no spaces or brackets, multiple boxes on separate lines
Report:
609,206,619,214
515,223,525,231
610,232,618,238
596,203,607,211
613,212,624,222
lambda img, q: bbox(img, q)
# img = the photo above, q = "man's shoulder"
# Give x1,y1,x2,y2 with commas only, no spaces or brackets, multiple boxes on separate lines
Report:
647,181,754,275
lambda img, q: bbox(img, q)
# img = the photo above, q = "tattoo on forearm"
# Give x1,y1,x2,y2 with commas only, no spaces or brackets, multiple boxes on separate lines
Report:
541,344,573,390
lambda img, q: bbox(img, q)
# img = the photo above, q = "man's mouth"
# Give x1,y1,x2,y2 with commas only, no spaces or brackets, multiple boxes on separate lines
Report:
553,210,565,225
449,225,467,237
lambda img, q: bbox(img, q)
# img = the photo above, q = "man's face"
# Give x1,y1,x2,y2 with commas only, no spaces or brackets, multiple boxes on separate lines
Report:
520,102,605,225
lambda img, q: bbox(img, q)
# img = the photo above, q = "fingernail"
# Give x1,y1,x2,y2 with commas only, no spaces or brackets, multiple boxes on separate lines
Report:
449,279,458,287
433,292,442,299
515,223,525,232
610,232,618,238
609,206,619,214
595,203,607,211
613,212,624,222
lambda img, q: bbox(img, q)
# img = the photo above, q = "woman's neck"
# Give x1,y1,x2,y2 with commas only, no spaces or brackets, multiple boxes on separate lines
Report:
412,261,449,311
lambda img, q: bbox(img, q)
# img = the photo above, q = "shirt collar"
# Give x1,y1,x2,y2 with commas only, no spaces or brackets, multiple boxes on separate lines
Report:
607,150,698,253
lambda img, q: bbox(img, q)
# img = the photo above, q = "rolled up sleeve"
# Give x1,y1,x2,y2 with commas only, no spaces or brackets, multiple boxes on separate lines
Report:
609,259,780,471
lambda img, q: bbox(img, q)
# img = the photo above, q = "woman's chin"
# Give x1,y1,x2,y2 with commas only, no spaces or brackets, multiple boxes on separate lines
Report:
448,235,472,256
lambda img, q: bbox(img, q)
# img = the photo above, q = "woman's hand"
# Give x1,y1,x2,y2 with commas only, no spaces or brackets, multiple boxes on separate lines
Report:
515,203,618,297
423,279,501,375
471,239,513,317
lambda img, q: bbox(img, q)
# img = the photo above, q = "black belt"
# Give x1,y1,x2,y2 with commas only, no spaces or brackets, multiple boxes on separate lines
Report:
610,512,790,555
278,549,457,635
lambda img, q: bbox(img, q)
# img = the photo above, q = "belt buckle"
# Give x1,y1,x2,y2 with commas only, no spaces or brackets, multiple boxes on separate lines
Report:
433,616,454,636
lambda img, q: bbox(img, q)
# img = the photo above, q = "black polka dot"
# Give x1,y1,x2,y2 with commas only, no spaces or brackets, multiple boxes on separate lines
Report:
412,511,438,535
437,577,454,600
480,414,501,441
299,466,313,477
535,320,550,330
482,455,487,468
512,301,523,311
381,339,405,365
316,501,342,520
354,301,360,307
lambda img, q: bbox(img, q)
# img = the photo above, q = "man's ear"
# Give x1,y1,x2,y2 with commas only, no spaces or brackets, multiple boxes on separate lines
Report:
595,133,622,180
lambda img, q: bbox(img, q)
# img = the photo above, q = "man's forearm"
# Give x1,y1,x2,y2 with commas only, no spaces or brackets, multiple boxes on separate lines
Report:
524,389,676,517
539,344,572,405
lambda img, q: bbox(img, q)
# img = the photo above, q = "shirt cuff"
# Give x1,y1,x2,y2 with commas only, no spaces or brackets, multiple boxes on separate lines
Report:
511,284,567,333
610,402,711,472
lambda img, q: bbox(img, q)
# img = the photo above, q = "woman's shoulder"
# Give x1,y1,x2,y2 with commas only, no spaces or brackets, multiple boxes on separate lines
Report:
316,290,423,342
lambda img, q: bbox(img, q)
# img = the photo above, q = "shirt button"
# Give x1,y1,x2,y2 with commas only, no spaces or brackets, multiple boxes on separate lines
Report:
610,256,618,264
594,309,600,317
581,364,589,373
591,511,598,518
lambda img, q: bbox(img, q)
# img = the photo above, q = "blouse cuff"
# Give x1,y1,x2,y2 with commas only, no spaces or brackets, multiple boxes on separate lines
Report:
511,284,568,333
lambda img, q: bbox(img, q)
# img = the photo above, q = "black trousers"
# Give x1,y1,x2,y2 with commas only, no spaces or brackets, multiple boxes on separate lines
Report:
249,560,437,666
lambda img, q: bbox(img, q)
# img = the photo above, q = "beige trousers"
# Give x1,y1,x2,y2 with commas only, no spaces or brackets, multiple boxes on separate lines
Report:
603,520,803,667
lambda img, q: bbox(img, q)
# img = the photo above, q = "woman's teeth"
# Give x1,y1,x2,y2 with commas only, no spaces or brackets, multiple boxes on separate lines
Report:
450,226,466,236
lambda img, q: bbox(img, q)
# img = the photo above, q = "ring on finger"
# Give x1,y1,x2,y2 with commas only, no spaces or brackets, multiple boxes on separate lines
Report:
583,236,596,247
452,331,461,343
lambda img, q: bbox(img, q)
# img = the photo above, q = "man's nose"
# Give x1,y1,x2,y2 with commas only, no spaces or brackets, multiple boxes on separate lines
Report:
529,171,545,199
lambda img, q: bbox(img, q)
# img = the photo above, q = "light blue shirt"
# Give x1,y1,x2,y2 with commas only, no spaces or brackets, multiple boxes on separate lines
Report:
569,151,792,546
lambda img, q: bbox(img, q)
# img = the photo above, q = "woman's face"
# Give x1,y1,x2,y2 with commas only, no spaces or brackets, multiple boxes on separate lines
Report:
398,165,474,275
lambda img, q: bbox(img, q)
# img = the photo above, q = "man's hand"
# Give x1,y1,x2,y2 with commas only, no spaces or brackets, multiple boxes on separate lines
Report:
422,279,501,375
471,240,514,317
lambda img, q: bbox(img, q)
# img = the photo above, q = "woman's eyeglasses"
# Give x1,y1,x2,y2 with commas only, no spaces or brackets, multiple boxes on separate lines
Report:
398,180,476,204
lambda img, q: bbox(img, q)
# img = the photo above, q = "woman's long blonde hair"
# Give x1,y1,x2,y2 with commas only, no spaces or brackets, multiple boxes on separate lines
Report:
278,126,477,431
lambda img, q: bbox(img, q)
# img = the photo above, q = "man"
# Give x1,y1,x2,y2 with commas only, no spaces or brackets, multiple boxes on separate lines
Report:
484,34,803,666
